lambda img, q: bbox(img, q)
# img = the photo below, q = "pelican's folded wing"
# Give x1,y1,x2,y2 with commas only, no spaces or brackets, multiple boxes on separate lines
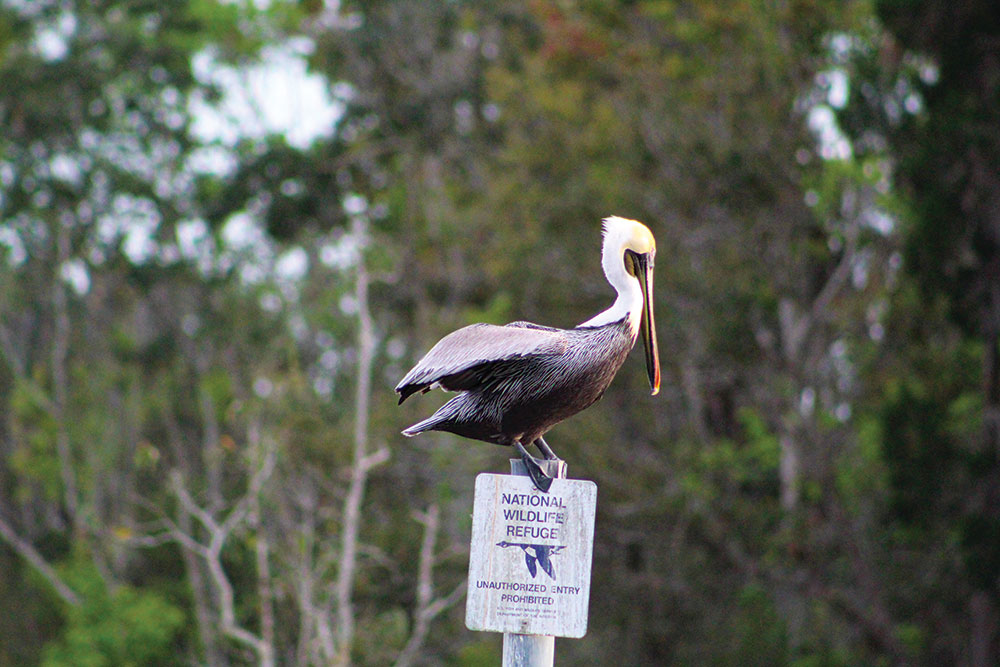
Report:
395,323,568,403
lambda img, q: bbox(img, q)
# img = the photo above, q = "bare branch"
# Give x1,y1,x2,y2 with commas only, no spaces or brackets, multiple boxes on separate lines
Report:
359,445,391,472
422,579,467,625
414,505,439,609
170,470,221,535
0,511,80,607
334,217,380,666
251,498,276,661
779,218,860,365
203,542,275,666
218,444,278,539
51,221,80,533
165,441,279,666
395,505,467,667
128,493,211,557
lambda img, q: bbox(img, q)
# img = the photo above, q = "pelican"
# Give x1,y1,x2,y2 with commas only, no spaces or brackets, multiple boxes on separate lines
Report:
396,216,660,491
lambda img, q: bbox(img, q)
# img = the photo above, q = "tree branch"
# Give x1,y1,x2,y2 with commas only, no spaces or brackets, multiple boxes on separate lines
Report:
166,440,278,666
0,511,80,607
395,505,467,667
51,220,80,534
334,217,380,666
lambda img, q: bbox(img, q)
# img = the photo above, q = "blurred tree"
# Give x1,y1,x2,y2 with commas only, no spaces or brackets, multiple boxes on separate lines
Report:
869,0,1000,662
471,1,906,662
0,0,251,662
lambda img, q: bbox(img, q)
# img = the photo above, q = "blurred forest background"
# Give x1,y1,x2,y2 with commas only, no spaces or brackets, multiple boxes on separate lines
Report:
1,0,998,664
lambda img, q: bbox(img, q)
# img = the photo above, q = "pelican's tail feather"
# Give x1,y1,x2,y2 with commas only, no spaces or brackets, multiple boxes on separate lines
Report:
401,413,444,437
402,395,467,438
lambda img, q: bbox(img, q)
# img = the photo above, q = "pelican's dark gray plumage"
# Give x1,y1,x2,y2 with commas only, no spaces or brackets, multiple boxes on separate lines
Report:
396,216,660,491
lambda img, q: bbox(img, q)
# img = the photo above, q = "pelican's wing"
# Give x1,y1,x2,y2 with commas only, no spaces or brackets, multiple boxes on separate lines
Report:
395,323,568,403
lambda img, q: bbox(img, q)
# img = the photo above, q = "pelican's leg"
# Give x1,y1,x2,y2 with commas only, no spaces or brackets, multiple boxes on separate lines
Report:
513,440,553,492
533,436,559,461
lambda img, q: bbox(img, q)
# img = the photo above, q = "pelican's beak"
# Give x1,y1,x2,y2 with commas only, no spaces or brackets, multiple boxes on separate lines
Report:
634,252,661,395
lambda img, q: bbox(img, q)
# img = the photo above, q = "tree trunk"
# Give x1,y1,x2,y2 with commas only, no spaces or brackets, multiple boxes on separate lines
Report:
334,217,385,666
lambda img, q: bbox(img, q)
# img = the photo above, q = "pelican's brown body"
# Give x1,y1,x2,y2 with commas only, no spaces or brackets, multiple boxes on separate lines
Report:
396,216,660,490
396,318,634,448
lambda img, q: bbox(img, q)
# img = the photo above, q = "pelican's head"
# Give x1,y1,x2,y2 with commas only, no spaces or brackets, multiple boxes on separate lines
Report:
602,215,656,258
582,216,661,395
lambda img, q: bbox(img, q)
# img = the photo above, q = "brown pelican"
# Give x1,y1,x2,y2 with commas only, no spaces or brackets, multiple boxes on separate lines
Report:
396,216,660,491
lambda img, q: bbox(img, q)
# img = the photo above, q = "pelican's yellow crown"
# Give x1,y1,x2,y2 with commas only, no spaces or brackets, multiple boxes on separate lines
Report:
603,215,656,255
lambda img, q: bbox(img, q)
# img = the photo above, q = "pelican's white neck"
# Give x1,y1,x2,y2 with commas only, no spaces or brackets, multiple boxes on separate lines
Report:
579,282,642,332
578,218,647,334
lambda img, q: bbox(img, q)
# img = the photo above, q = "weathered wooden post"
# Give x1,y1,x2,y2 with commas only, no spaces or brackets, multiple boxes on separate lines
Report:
466,459,597,666
501,459,563,667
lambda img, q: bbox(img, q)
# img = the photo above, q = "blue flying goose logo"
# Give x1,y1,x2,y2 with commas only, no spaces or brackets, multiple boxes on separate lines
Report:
496,541,566,580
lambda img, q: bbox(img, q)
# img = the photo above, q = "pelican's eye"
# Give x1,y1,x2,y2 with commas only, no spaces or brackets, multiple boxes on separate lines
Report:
624,249,638,277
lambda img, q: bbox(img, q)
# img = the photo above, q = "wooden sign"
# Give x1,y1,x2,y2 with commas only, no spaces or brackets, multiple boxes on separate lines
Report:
465,473,597,638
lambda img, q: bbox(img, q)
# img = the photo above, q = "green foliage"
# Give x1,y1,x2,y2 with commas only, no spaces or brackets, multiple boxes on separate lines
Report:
355,607,409,664
41,562,185,667
0,549,63,665
728,584,789,663
8,378,62,502
451,638,501,666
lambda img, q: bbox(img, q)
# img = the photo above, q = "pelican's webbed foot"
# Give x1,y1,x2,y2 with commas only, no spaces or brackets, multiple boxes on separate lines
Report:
514,441,553,492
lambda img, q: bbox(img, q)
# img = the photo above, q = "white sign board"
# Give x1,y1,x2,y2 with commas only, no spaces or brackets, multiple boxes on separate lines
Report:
465,473,597,638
